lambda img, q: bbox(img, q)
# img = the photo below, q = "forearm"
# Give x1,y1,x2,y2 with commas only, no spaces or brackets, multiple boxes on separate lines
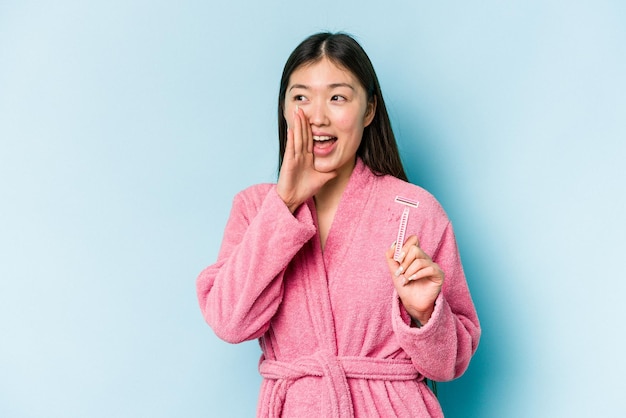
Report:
393,292,480,381
197,187,316,343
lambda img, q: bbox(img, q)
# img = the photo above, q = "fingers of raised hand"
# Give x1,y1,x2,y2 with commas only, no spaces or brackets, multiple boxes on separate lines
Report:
285,125,295,158
389,237,444,285
404,262,442,285
292,106,312,157
395,237,424,266
300,108,313,154
292,107,303,156
386,236,416,268
402,235,419,250
393,244,426,277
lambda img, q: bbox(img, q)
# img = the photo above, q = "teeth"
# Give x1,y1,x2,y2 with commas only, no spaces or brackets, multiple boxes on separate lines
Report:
313,136,335,142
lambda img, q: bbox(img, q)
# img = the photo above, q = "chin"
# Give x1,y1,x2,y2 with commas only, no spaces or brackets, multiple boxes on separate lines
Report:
313,161,336,173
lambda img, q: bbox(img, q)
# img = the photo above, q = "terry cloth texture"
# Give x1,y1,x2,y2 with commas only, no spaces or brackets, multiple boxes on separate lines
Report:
197,159,481,417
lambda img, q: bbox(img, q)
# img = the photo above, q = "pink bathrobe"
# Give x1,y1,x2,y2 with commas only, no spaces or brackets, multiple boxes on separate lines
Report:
197,159,480,417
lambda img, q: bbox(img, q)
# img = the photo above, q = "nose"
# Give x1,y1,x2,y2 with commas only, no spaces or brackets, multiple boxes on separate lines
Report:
306,100,329,126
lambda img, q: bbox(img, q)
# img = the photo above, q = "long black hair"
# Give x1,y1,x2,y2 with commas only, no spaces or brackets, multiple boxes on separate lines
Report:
277,32,408,181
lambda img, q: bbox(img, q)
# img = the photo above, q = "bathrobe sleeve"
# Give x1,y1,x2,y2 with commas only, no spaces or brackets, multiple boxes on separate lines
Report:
196,185,317,344
391,221,481,382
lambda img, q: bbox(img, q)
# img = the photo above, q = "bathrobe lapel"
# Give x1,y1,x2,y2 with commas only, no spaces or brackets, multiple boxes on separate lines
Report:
296,160,374,354
322,159,373,273
297,199,339,354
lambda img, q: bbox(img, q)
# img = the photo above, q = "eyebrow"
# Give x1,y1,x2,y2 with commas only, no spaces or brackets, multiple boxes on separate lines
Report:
288,83,355,92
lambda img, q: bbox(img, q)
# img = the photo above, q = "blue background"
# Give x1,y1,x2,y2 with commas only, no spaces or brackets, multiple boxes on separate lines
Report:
1,1,624,417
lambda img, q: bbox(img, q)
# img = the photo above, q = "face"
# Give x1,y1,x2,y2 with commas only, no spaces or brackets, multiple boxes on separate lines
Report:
284,57,375,179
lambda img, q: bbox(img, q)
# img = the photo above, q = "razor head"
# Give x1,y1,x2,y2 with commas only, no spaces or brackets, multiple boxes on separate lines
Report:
394,196,419,208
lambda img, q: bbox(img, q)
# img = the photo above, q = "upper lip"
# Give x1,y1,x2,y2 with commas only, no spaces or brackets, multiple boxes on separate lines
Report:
312,132,336,139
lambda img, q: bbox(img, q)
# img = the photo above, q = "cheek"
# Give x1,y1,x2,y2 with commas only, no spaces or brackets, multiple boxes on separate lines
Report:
334,112,363,134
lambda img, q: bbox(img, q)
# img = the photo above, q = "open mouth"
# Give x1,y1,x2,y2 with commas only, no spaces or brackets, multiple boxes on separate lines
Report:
313,135,337,148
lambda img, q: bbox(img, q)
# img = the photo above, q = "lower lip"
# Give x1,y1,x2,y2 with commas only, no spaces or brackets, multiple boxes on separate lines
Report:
313,139,337,157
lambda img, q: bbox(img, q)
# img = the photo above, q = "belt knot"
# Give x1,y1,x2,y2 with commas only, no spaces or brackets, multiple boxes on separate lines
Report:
259,351,420,417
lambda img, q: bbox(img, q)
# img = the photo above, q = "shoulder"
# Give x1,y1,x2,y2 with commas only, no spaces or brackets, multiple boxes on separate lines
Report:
371,175,454,256
235,183,275,200
230,183,276,214
373,175,448,221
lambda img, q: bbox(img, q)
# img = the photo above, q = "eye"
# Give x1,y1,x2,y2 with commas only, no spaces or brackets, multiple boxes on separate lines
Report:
293,95,307,102
331,95,347,102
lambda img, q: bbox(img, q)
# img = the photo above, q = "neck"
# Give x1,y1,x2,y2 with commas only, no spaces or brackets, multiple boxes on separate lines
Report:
314,159,356,211
313,165,354,252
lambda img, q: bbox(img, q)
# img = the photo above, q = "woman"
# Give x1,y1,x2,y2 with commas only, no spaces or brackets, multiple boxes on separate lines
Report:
197,32,480,417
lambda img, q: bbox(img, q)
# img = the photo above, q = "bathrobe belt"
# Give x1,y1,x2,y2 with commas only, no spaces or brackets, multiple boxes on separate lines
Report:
259,350,421,417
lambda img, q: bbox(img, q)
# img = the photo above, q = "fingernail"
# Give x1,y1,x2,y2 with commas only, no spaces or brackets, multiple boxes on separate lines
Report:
390,241,396,249
394,266,404,277
407,274,417,282
295,105,300,114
